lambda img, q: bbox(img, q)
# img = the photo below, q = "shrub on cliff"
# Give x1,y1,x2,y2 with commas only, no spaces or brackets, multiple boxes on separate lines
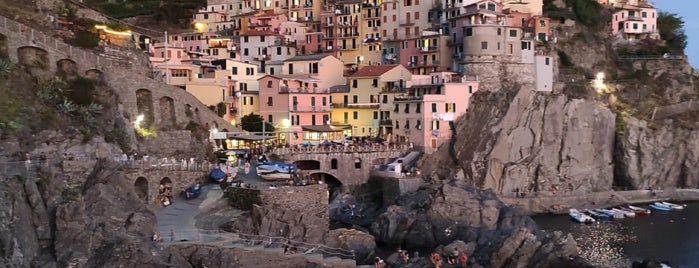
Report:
657,12,688,54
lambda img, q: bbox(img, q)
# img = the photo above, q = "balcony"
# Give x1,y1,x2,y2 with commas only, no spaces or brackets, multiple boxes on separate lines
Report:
322,22,335,27
340,45,358,50
394,95,423,102
279,86,329,93
380,86,404,93
420,46,439,53
399,19,415,26
627,16,644,21
379,119,392,126
274,39,297,47
338,32,359,38
332,103,380,109
256,54,270,61
363,37,381,43
291,105,331,112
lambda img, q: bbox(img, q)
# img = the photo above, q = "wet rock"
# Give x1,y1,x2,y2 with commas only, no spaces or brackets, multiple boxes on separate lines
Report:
324,228,376,264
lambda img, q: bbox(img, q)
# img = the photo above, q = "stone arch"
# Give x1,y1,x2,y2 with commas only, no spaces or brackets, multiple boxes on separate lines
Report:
0,33,7,59
158,96,176,128
307,171,343,201
330,158,338,169
135,89,155,128
134,177,149,203
221,128,229,132
85,69,103,81
17,46,49,69
296,160,320,170
56,58,78,77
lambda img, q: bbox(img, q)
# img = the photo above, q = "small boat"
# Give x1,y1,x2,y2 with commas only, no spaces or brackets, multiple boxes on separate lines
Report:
659,201,685,210
585,209,611,220
627,205,651,215
256,167,278,175
569,209,596,224
650,202,673,211
260,172,291,181
596,209,624,219
612,208,635,217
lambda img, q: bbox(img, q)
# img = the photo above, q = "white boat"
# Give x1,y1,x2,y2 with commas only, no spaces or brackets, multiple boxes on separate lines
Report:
569,209,595,224
659,201,685,210
260,172,291,181
597,209,624,219
650,202,673,211
612,208,635,217
627,205,651,215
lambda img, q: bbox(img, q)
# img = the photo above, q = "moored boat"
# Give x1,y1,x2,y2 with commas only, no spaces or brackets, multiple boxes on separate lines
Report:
659,201,685,210
612,208,636,217
650,202,673,211
585,209,611,220
597,209,624,219
569,209,595,224
627,205,651,215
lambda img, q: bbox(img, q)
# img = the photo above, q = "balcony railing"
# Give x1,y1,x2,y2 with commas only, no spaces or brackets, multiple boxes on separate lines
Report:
379,119,393,126
331,103,380,109
419,46,439,52
380,86,405,93
394,95,423,101
279,86,329,93
399,20,415,26
290,105,331,112
274,39,297,47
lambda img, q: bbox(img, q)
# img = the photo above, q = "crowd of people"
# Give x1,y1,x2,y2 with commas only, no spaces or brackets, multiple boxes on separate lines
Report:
373,247,468,268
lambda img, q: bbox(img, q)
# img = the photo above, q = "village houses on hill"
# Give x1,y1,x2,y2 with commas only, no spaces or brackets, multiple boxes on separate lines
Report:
140,0,659,152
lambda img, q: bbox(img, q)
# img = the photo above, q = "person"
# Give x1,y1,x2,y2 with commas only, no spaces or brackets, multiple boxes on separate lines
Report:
290,246,298,254
283,244,289,254
399,248,409,263
448,247,459,264
244,161,251,175
170,229,176,241
374,256,385,268
430,252,443,268
459,251,468,267
152,232,163,242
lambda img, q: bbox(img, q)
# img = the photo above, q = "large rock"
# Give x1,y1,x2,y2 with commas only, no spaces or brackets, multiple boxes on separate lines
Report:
228,205,328,244
324,228,376,264
616,117,699,190
370,182,580,267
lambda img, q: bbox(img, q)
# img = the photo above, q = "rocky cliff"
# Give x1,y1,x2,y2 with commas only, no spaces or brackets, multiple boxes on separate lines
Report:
423,9,699,197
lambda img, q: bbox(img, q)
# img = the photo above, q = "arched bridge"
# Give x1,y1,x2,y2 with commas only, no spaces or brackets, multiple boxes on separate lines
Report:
272,145,408,186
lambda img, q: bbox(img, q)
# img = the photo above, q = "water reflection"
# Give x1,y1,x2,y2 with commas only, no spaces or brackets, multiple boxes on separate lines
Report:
573,222,633,267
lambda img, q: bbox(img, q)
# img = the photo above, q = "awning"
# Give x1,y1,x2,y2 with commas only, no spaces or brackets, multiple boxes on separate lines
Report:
229,134,274,141
301,125,351,132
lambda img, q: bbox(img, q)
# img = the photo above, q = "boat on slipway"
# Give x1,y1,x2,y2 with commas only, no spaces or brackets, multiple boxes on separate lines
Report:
659,201,685,210
569,209,595,224
596,209,625,219
627,205,651,215
585,209,612,220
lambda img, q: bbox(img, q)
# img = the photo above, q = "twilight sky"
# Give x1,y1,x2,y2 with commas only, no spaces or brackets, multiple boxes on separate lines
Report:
653,0,698,68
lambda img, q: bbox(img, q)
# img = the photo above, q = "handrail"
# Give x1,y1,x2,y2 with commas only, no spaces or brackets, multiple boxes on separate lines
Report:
160,229,355,259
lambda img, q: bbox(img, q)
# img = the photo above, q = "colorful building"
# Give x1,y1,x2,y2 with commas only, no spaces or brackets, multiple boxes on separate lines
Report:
333,64,410,137
393,72,479,152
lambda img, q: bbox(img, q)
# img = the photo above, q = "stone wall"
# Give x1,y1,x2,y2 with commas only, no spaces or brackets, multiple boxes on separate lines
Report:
259,184,329,222
225,187,261,210
0,15,237,155
140,130,194,156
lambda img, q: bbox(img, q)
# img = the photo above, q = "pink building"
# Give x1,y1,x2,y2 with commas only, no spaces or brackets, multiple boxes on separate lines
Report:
258,75,331,145
611,2,659,40
393,72,479,152
250,10,289,32
168,32,219,53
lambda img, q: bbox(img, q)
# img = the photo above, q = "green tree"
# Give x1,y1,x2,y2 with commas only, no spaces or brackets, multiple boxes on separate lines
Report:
657,12,688,53
241,113,275,133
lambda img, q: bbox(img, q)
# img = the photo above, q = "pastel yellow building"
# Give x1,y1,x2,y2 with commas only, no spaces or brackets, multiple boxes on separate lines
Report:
331,64,410,137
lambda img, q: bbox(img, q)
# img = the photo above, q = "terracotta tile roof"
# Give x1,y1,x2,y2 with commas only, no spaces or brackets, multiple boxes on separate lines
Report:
350,65,400,77
241,29,279,36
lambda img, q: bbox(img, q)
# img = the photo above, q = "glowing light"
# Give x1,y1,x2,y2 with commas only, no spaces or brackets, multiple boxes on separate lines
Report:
134,114,145,128
596,72,605,80
94,25,132,36
194,23,205,32
230,119,237,126
593,72,607,93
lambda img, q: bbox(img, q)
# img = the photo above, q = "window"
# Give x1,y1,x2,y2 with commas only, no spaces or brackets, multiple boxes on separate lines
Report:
231,67,238,75
465,28,472,36
468,85,473,93
260,36,265,42
331,159,338,169
353,111,358,119
268,114,273,123
509,29,517,37
404,103,410,113
633,23,638,30
416,104,421,113
243,36,248,42
497,28,501,35
431,103,437,112
372,79,378,87
243,48,249,56
432,120,440,130
354,158,361,169
394,104,399,112
352,80,358,88
267,81,273,88
404,120,410,129
277,47,282,55
373,111,379,119
395,120,399,129
416,119,422,129
481,41,488,50
267,96,273,106
343,112,349,123
545,57,550,65
382,95,388,103
288,63,294,74
353,95,358,103
312,115,316,125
